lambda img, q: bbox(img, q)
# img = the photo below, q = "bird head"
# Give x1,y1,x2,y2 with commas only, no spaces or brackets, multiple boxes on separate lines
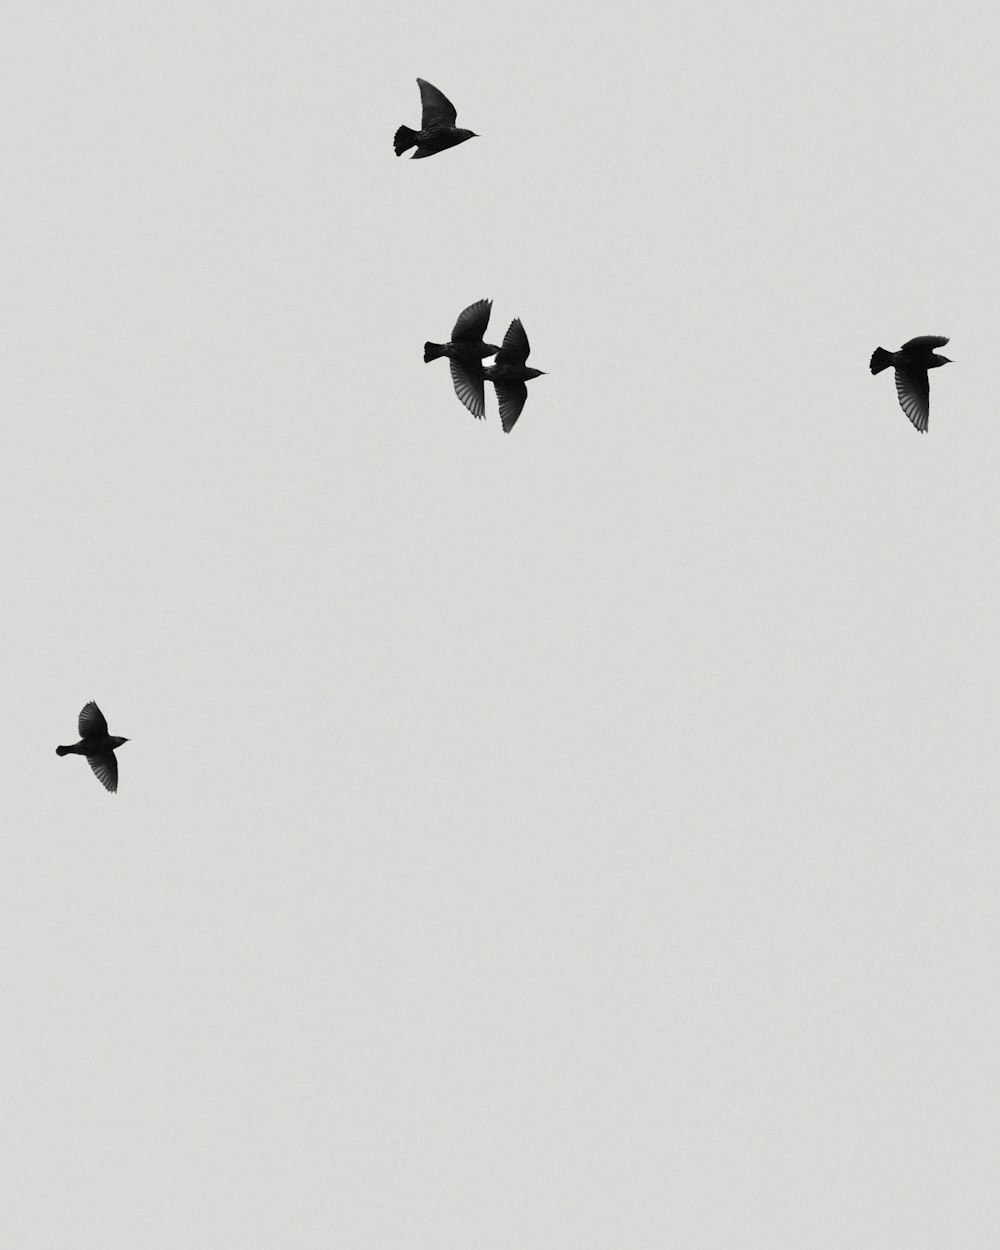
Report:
457,129,479,141
930,353,952,368
110,736,129,749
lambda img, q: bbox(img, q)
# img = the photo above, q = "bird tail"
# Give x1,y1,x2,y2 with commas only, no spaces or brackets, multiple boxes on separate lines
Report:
56,745,70,756
424,342,447,363
870,347,893,375
394,126,417,156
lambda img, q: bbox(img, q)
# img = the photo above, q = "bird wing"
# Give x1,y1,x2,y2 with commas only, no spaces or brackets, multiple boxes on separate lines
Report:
417,79,458,128
451,299,492,344
87,752,118,793
901,335,949,355
450,358,486,419
894,366,930,432
494,319,530,367
79,701,108,738
493,380,528,432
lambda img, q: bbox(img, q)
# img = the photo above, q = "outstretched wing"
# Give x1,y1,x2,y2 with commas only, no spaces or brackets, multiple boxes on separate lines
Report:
417,79,458,128
901,335,949,355
79,701,108,738
450,358,486,419
895,366,930,432
88,752,118,793
494,319,530,367
451,299,492,344
493,380,528,433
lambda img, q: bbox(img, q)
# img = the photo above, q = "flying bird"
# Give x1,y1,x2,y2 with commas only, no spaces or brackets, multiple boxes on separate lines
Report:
483,319,547,432
870,335,951,432
394,79,478,159
424,298,500,419
56,701,129,793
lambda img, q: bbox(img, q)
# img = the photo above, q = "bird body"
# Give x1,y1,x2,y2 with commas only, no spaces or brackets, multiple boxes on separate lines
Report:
870,335,951,432
56,701,129,793
482,319,547,432
424,298,500,419
394,79,478,159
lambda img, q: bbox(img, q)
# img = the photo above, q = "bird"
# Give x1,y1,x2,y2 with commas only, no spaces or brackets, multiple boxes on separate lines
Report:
870,335,951,432
483,319,547,432
424,299,500,419
394,78,479,159
56,701,129,793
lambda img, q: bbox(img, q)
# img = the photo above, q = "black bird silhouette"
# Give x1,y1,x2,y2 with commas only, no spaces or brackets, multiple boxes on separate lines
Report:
424,299,500,419
56,701,129,793
870,335,951,433
394,79,478,159
483,319,547,432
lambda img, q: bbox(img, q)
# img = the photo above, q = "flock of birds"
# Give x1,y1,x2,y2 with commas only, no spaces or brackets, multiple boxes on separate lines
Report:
394,77,951,437
55,78,951,794
398,78,547,432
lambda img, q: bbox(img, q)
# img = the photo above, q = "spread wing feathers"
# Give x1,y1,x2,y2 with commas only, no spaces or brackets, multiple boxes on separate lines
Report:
901,335,949,355
494,381,528,433
450,359,486,418
79,701,108,739
495,319,530,367
417,79,457,128
88,752,118,793
895,367,930,432
452,299,492,343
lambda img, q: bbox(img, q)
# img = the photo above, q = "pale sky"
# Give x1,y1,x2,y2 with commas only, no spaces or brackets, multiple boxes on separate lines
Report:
3,1,1000,1245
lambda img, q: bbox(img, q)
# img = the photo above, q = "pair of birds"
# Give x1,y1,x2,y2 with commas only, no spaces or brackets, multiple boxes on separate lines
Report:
870,335,951,432
425,300,545,432
57,702,128,793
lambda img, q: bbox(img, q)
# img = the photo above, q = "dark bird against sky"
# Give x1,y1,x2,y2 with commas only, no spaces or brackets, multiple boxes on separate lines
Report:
870,335,951,433
483,319,547,433
424,299,500,419
56,701,129,793
394,79,478,160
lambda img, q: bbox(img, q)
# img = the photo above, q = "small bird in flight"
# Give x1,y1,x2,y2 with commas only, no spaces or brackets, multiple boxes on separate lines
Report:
424,298,500,419
870,335,951,432
56,701,129,793
483,319,547,432
394,78,479,159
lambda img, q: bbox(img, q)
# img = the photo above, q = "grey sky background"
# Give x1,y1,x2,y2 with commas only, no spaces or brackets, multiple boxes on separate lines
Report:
3,0,999,1245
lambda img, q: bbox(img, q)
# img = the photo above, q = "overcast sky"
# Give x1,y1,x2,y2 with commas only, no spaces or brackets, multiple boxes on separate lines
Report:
3,0,1000,1245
